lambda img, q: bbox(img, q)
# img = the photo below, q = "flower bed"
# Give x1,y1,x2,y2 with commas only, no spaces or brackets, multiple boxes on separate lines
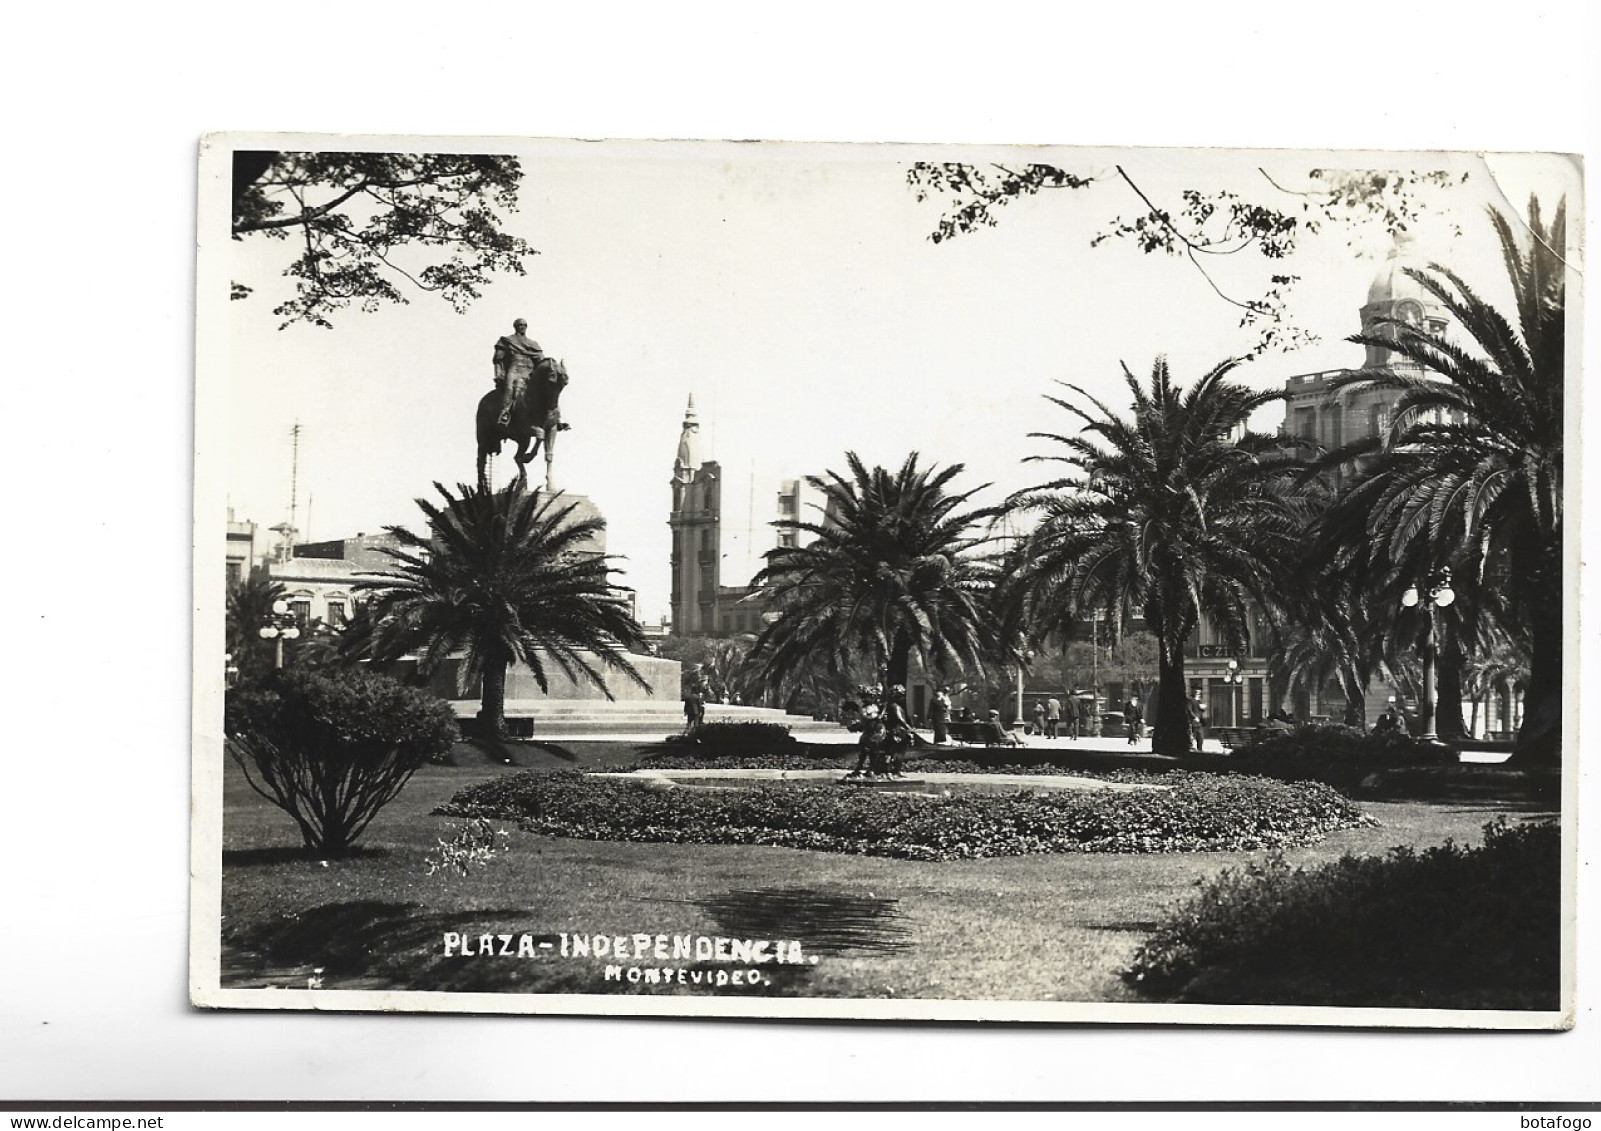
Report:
436,770,1374,861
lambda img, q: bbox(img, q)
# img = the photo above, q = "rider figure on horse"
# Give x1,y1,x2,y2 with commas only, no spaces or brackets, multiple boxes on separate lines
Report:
493,317,547,426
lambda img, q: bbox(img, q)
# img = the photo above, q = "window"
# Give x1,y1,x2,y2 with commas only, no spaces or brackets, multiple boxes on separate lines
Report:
326,601,346,627
290,600,312,625
226,561,243,588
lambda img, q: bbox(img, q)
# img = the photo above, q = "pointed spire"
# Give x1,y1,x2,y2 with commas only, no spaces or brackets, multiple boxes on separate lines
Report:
675,392,701,484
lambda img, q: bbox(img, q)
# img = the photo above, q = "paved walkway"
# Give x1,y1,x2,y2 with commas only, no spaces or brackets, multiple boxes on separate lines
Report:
590,767,1163,793
520,727,1227,755
518,726,1509,765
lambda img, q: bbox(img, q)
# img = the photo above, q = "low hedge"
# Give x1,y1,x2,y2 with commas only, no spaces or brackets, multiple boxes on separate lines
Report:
436,771,1373,861
1122,819,1561,1008
1226,724,1455,788
669,721,798,756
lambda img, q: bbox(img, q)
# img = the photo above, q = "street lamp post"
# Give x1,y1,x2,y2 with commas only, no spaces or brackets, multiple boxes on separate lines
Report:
1091,617,1100,736
258,599,302,669
1223,657,1244,728
1401,568,1456,742
1015,649,1033,729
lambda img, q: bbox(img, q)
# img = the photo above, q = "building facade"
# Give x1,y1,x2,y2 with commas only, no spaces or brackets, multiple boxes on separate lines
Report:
267,531,403,627
225,508,261,588
667,396,827,638
1261,235,1497,731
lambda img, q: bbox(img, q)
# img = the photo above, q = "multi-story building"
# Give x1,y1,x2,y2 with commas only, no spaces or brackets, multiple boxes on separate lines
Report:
667,396,827,638
1253,235,1460,728
225,508,261,588
267,531,404,627
1282,233,1454,486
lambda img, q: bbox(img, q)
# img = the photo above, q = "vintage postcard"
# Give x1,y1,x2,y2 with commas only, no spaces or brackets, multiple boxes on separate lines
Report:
191,133,1580,1026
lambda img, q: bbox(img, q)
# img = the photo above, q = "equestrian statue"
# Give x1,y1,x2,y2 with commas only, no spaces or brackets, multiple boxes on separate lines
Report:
477,317,571,493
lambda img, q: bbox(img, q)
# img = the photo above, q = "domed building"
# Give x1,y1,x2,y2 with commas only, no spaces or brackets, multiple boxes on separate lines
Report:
1282,235,1451,463
1185,239,1480,736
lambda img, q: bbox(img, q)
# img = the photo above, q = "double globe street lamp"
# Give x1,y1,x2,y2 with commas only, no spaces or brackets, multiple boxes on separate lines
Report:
258,599,302,669
1222,657,1245,728
1401,568,1455,742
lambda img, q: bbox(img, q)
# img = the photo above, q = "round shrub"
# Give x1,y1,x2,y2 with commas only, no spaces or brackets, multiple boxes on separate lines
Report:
226,666,459,855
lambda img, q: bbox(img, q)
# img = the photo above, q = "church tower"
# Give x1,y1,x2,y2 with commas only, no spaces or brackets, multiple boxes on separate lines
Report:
667,395,720,635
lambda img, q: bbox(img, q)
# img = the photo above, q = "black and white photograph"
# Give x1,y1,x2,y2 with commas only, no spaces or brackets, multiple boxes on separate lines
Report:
191,135,1579,1027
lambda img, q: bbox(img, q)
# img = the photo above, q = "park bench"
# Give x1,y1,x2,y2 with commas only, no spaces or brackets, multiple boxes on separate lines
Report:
946,720,1023,747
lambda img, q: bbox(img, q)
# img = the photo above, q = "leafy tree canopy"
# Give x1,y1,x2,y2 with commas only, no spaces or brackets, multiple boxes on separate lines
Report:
231,151,537,329
907,162,1467,356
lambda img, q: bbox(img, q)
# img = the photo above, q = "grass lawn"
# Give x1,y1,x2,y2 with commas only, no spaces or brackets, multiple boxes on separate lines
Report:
218,739,1558,1004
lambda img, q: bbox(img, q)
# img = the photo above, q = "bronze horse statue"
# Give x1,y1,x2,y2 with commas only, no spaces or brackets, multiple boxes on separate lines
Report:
476,357,569,493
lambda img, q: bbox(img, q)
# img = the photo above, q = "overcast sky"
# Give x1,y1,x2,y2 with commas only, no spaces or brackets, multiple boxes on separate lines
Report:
212,141,1576,622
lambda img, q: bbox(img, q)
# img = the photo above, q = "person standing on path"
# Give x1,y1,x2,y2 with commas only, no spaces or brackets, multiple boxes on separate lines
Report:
1045,696,1061,739
1188,689,1208,752
931,688,951,745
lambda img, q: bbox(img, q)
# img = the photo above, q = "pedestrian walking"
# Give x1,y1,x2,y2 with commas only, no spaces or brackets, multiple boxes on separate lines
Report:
1044,696,1061,739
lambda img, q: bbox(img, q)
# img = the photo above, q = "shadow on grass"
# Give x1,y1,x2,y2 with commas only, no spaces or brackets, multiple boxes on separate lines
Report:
223,846,393,867
226,899,531,975
697,887,916,955
1359,768,1561,807
223,897,841,996
465,735,522,767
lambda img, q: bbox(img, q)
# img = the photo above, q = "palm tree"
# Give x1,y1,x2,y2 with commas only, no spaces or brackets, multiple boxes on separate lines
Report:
1462,631,1530,739
1332,197,1566,765
1004,357,1304,755
749,453,1007,697
357,482,650,737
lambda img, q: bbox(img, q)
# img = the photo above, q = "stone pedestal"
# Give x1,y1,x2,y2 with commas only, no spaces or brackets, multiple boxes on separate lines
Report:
523,490,607,556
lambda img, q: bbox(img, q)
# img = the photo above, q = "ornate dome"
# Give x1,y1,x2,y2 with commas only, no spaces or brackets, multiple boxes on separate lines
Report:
1365,233,1432,307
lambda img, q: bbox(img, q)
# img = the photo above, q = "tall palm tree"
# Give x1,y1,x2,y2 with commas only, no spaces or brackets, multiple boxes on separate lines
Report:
749,453,1007,696
1332,197,1566,765
357,482,650,737
1004,357,1304,755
